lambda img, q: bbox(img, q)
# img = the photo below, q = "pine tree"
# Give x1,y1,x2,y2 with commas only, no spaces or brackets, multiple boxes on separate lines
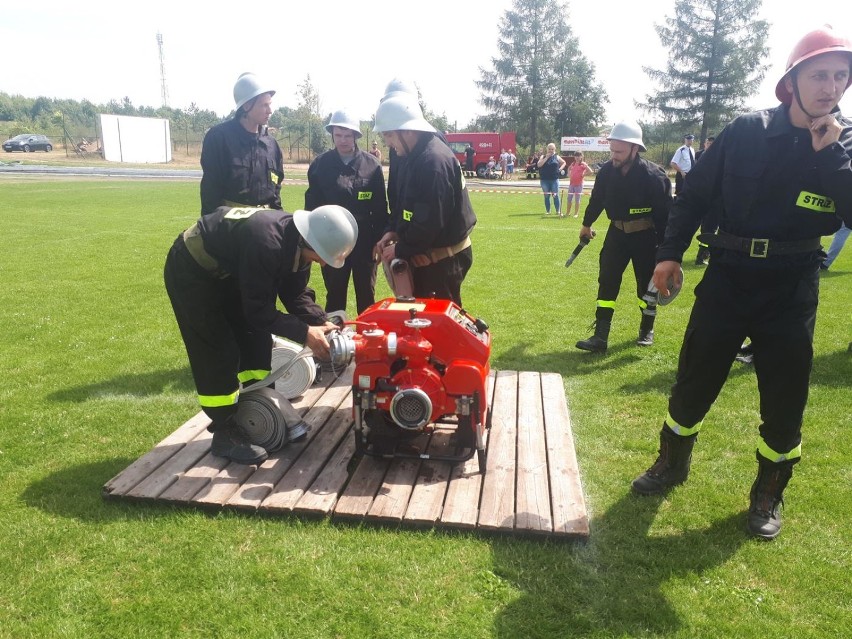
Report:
640,0,770,142
475,0,606,151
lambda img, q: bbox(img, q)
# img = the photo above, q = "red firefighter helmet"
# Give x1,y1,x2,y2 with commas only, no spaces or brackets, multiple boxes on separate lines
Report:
775,26,852,104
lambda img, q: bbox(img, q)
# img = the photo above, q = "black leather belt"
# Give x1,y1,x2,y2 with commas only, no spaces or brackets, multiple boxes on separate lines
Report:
697,231,822,258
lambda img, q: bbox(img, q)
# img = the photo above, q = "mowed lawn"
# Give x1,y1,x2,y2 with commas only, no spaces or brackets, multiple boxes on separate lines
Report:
0,177,849,639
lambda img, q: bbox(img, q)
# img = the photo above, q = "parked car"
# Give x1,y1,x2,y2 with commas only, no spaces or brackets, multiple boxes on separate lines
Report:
3,134,53,153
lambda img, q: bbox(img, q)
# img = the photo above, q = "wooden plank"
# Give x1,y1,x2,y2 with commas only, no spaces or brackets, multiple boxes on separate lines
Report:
103,411,210,497
478,370,518,531
367,436,427,522
403,430,453,526
515,372,553,534
334,453,389,518
225,371,354,509
440,371,495,528
126,430,213,499
294,426,357,516
159,452,229,502
193,463,257,505
541,373,589,536
261,393,353,512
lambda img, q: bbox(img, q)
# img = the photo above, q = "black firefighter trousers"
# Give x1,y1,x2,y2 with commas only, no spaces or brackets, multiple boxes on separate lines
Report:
164,236,272,425
667,261,819,455
595,224,657,322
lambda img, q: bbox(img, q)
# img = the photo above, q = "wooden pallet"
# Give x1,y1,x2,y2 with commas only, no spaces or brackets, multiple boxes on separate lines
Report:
103,367,588,539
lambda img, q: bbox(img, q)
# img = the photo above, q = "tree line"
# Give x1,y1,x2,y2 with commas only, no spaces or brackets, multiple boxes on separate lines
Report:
2,0,768,166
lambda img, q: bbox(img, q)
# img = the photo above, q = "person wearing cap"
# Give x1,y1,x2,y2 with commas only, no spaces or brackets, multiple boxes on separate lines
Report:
199,72,284,215
670,133,695,195
631,26,852,540
164,205,358,465
575,121,671,353
373,92,476,306
305,110,388,314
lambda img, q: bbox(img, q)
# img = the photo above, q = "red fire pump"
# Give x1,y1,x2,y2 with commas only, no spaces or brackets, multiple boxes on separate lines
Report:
328,297,491,473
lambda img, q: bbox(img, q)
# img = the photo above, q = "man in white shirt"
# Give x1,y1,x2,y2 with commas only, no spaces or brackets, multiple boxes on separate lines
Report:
670,134,695,195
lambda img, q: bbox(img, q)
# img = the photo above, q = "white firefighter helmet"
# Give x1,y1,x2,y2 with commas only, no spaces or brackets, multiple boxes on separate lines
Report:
607,121,646,152
293,205,359,268
373,94,436,133
380,77,418,103
325,109,362,138
233,72,275,111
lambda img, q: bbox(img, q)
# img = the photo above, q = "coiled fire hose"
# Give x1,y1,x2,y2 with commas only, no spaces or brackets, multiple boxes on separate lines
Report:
235,343,315,451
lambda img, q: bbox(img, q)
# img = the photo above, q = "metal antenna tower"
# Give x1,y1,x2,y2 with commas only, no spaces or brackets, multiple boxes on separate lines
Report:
156,32,170,107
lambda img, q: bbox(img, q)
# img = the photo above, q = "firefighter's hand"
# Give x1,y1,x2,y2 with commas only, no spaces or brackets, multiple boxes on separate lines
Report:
305,325,334,359
653,260,682,297
809,114,842,152
375,232,398,262
579,225,595,241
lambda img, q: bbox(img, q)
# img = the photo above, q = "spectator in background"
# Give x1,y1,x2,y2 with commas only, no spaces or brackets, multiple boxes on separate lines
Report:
369,140,382,163
499,148,509,180
464,143,476,173
567,150,593,218
821,222,850,270
670,133,695,195
537,143,567,216
506,148,516,178
305,110,388,314
199,73,284,215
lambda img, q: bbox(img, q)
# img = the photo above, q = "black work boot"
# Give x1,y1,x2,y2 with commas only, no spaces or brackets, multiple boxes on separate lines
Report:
576,318,611,353
632,425,698,495
637,312,656,346
747,452,796,540
210,418,268,465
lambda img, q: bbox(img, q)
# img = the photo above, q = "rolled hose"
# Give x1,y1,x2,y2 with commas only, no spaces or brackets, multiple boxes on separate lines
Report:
269,337,316,399
237,342,315,450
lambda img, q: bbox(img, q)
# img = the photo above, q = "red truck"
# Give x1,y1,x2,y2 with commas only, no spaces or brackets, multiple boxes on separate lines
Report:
444,131,518,178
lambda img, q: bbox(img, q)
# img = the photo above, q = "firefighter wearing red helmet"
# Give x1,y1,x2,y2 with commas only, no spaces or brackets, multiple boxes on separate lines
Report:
631,26,852,540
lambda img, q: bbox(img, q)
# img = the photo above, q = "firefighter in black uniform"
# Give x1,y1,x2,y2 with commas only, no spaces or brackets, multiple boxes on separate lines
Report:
305,109,388,314
372,93,476,306
199,73,284,215
164,205,358,465
575,121,671,353
631,27,852,540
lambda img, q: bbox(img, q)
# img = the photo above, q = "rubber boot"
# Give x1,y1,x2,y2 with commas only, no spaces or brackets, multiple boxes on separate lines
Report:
576,318,611,353
747,452,796,540
637,312,655,346
210,417,268,465
632,425,697,495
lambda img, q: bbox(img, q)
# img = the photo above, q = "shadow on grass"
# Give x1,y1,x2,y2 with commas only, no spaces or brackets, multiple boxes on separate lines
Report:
811,348,852,387
45,367,195,402
492,492,749,637
20,458,174,522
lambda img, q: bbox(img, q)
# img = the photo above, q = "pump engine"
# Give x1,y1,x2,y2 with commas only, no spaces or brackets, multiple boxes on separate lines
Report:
328,297,491,473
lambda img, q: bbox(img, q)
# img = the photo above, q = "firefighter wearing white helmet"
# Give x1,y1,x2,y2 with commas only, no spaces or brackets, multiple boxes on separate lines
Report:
199,72,284,215
373,92,476,306
631,26,852,540
305,110,388,313
576,120,671,353
164,205,357,465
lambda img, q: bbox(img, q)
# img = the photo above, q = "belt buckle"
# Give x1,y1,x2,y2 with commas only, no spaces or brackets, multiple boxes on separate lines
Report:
749,238,769,258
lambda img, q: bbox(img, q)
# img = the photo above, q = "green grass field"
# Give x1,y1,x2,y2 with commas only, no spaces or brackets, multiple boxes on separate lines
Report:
0,177,849,638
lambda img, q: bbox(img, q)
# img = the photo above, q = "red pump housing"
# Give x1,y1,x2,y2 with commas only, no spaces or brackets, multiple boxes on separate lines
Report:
338,297,491,473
